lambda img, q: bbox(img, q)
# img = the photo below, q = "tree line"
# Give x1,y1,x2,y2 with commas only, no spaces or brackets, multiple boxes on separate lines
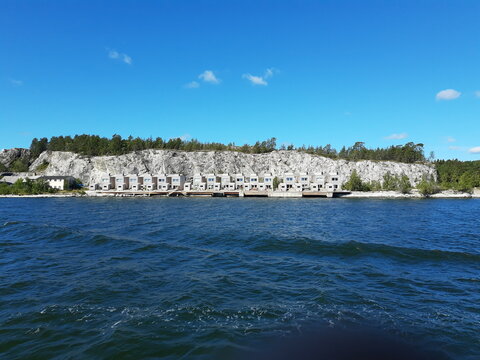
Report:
28,135,427,163
435,160,480,191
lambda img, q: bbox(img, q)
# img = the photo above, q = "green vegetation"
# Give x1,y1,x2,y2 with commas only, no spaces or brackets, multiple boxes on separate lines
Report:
343,171,413,194
273,176,280,190
9,159,29,172
35,161,49,172
0,163,7,173
342,170,372,191
435,160,480,192
417,177,440,196
0,179,57,195
28,135,426,163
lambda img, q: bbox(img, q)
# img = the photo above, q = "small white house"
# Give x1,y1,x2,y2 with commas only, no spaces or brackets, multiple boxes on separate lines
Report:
193,174,206,190
169,174,186,190
298,173,310,190
283,173,296,190
40,176,76,190
219,174,232,190
234,174,245,189
101,175,115,190
157,174,171,190
246,174,259,190
184,182,192,191
115,174,129,191
206,174,220,190
128,175,144,191
143,174,158,190
327,172,341,191
263,174,274,190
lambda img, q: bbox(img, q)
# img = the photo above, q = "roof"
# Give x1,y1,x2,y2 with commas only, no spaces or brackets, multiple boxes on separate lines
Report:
39,176,75,180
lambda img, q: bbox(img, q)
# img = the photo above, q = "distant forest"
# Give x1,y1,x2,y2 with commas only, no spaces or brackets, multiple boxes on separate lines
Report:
29,134,427,163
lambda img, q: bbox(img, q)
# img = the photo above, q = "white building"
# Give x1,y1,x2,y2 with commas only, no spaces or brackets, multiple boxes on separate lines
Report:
234,174,245,189
298,173,310,190
193,174,206,190
101,175,115,190
157,174,171,190
246,174,259,190
40,176,76,190
206,174,220,190
169,174,186,190
128,175,143,191
143,174,158,190
263,174,274,190
219,174,232,190
115,174,129,190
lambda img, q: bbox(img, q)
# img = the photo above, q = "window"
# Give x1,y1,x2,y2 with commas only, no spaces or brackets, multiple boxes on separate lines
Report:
173,178,179,182
208,178,214,182
237,178,243,182
287,177,293,181
251,178,257,182
159,178,165,182
265,178,271,182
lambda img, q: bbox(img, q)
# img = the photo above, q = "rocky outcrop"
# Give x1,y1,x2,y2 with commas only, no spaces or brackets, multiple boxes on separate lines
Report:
28,149,437,186
0,148,31,169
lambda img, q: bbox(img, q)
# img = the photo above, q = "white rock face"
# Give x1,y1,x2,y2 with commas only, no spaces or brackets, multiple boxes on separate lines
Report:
29,150,437,186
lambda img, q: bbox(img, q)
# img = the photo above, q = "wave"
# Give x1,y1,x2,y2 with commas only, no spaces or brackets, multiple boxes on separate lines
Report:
251,238,480,263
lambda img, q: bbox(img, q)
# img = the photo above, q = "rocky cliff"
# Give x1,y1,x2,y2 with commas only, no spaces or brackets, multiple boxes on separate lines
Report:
29,150,437,186
0,148,31,168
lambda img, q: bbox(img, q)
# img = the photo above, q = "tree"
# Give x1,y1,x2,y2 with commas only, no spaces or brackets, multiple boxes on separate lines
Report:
399,175,412,194
273,176,280,190
343,170,371,191
10,159,29,172
417,177,439,197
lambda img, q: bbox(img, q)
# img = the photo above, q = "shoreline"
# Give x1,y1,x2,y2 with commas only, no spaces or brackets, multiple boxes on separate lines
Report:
0,190,478,199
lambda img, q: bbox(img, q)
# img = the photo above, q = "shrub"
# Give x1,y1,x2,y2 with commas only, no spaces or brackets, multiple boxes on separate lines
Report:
417,177,439,197
343,170,371,191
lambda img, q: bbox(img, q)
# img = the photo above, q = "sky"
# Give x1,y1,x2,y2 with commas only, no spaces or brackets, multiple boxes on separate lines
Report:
1,0,479,160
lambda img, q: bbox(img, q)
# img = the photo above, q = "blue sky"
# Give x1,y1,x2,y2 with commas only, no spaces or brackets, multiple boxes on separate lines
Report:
1,0,479,160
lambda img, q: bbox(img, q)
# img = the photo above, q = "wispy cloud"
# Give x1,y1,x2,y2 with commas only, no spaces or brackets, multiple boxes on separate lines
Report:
447,136,456,143
242,68,277,86
184,81,200,89
436,89,461,101
10,79,23,87
179,134,191,141
108,49,133,65
199,70,220,84
385,133,408,140
475,91,480,98
469,146,480,154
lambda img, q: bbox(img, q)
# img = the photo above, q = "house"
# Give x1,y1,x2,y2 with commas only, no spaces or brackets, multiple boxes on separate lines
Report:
128,174,144,191
39,176,76,190
157,174,171,190
263,174,274,190
143,174,158,190
234,174,245,189
311,173,326,190
193,174,206,190
89,183,99,190
298,173,310,190
169,174,186,190
219,174,232,190
115,174,129,190
184,182,192,191
283,173,297,190
206,174,220,190
246,174,259,190
327,172,341,191
101,175,115,190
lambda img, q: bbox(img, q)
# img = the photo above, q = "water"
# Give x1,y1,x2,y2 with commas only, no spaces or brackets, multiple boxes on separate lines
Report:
0,198,479,359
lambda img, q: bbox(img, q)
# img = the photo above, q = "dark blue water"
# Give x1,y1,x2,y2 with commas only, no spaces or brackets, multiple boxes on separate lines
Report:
0,198,479,359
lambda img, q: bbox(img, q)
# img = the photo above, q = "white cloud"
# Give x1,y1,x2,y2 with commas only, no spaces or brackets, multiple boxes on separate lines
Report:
179,134,191,141
122,54,132,65
385,133,408,140
447,137,456,143
185,81,200,89
199,70,220,84
436,89,461,101
242,68,277,86
10,79,23,87
469,146,480,154
242,73,268,86
108,49,132,65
